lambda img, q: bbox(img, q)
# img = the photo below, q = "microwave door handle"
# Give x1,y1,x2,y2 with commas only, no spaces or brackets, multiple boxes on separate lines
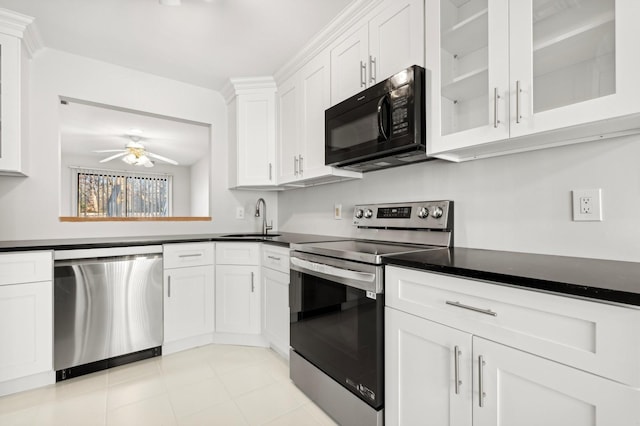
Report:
377,95,390,141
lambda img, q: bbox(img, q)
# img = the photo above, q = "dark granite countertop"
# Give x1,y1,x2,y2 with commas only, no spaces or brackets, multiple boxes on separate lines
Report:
0,232,348,252
383,247,640,306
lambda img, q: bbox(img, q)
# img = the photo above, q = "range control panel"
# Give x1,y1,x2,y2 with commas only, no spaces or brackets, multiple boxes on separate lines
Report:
353,201,453,230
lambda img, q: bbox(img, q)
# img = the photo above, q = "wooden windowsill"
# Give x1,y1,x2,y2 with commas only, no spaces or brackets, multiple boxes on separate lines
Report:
59,216,212,222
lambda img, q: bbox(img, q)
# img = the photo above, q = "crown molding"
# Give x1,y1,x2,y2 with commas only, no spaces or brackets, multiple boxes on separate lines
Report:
0,8,44,58
273,0,384,84
221,76,277,104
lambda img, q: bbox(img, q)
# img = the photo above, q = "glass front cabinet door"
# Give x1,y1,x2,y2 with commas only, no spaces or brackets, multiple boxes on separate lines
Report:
427,0,640,160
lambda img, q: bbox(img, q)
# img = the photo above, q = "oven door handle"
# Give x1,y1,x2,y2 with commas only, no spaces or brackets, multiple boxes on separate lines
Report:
290,257,376,283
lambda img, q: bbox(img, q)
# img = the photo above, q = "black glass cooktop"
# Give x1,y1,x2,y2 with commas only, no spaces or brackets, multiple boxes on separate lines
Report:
292,239,443,264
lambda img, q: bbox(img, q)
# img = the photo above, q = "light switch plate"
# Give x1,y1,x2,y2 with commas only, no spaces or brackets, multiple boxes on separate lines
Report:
236,206,245,219
572,189,603,221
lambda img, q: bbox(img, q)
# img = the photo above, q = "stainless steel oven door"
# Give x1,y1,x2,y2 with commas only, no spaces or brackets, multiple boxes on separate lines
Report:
289,251,384,410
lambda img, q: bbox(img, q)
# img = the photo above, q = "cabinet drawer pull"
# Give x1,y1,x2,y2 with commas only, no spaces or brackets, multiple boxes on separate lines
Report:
493,87,500,128
446,300,497,317
298,155,304,174
251,272,255,292
178,253,203,258
269,162,273,181
478,355,486,407
168,276,171,298
267,255,281,261
516,80,522,124
369,55,376,84
360,61,367,87
294,156,299,175
454,345,461,395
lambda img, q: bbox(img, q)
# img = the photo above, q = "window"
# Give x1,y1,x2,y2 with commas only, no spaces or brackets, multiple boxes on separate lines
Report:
73,167,172,217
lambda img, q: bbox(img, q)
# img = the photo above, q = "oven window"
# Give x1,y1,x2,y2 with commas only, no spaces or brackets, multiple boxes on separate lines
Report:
290,270,384,409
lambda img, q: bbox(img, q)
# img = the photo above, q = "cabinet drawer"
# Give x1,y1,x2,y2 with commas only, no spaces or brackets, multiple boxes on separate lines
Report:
261,245,290,273
163,243,214,269
216,243,260,265
0,251,52,285
386,266,640,387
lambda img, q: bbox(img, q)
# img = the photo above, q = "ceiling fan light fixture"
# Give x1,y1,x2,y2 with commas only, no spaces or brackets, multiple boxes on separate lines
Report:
159,0,181,5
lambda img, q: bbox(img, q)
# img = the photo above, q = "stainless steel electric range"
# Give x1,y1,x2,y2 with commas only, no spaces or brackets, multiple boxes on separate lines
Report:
289,201,454,426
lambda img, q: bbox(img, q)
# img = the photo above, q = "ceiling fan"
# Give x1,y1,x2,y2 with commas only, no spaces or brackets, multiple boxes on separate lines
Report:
95,136,178,167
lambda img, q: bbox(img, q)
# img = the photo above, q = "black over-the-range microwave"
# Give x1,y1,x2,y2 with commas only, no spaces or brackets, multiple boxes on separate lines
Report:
325,65,429,172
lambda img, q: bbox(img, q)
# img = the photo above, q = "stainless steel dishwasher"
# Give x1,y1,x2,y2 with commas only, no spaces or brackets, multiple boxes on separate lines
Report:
54,246,163,380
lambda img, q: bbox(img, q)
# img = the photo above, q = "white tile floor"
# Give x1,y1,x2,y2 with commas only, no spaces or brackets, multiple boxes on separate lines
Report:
0,344,338,426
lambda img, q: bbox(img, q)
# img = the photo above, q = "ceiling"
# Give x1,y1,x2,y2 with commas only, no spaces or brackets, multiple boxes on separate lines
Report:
0,0,353,90
60,100,210,166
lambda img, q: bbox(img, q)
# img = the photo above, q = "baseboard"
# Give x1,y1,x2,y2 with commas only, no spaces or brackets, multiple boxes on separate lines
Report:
0,370,56,397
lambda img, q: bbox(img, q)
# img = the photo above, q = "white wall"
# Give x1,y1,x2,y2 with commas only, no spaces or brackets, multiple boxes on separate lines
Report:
60,154,192,217
0,48,277,241
278,135,640,262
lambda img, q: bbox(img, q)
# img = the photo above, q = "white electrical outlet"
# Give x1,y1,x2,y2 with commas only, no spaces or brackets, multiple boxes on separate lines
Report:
236,206,245,219
572,189,603,221
334,203,342,220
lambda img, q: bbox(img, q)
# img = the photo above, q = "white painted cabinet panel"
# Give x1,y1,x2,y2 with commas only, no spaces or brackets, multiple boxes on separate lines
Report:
473,337,640,426
163,264,215,344
0,280,52,382
330,0,425,105
427,0,640,161
215,265,261,334
226,78,277,188
385,307,472,426
261,267,289,357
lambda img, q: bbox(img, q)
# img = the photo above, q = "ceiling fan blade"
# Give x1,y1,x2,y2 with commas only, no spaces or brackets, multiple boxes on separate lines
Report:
94,149,126,153
146,151,178,165
99,152,128,163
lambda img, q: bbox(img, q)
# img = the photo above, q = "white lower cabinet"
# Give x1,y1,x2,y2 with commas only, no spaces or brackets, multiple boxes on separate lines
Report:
215,243,261,334
261,244,290,357
215,265,261,334
163,243,215,349
163,265,215,343
261,268,289,355
0,251,53,394
385,307,472,426
473,337,639,426
385,266,640,425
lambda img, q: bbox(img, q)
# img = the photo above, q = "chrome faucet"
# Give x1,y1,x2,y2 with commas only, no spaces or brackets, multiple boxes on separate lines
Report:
255,198,273,235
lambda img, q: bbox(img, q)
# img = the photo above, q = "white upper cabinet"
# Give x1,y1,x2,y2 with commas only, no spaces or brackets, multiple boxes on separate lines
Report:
277,50,362,186
427,0,640,161
224,77,278,189
0,10,37,176
330,0,425,105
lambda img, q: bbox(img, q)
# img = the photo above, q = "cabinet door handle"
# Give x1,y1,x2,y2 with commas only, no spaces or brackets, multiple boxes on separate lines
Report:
446,300,497,317
298,155,303,174
360,61,367,87
179,253,202,258
167,276,171,298
294,156,299,175
478,355,486,407
369,55,376,84
493,87,500,128
454,345,462,394
251,271,255,292
268,162,272,181
516,80,522,124
267,255,281,261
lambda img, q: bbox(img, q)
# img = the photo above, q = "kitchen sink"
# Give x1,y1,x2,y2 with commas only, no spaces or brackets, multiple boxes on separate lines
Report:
221,233,281,238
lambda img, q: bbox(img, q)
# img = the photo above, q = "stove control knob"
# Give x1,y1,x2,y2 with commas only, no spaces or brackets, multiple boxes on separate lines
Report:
417,207,429,219
364,209,374,219
355,209,364,219
431,206,444,219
